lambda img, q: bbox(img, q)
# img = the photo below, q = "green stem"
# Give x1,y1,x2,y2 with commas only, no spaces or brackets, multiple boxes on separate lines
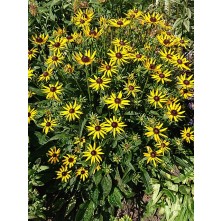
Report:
85,66,92,105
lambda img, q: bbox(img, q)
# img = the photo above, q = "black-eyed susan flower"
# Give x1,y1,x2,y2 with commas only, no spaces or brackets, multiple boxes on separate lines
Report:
104,116,127,137
28,105,37,124
83,143,104,164
179,87,194,99
28,48,38,60
28,90,36,98
109,18,131,28
64,64,74,74
130,51,146,62
72,8,93,28
143,146,163,167
45,52,64,68
28,68,34,80
32,33,48,45
159,48,175,63
145,123,168,142
123,81,141,97
40,117,57,134
171,54,190,70
104,91,130,111
166,102,185,122
76,167,89,181
175,37,189,48
99,61,118,77
62,154,77,168
74,136,86,147
83,26,103,39
56,166,71,182
87,122,107,140
89,75,111,91
42,81,63,101
181,127,194,143
53,27,66,37
66,32,83,44
47,146,60,164
112,38,130,49
108,46,130,66
38,68,53,82
99,16,108,28
147,89,167,108
48,37,67,53
125,8,143,19
177,73,194,89
156,140,170,154
142,12,163,25
60,101,82,121
159,21,173,30
151,70,172,84
157,33,176,47
73,49,96,66
143,58,162,72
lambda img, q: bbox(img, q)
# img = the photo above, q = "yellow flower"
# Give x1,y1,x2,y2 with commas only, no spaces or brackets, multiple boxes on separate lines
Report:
62,154,77,168
143,146,163,167
87,122,107,140
83,26,103,39
64,64,74,74
104,116,127,137
112,38,130,49
166,102,185,122
142,12,163,25
108,46,130,66
147,89,167,108
151,70,172,84
32,33,48,45
38,68,53,82
104,91,130,111
156,140,170,154
40,117,57,134
48,37,67,53
76,167,89,181
28,68,34,80
89,75,111,91
53,27,66,37
74,137,86,147
72,8,94,28
28,48,38,60
56,166,71,182
123,81,141,97
143,58,162,72
179,87,194,99
175,37,189,48
129,51,146,62
42,81,63,101
60,101,83,121
47,146,60,164
157,33,176,47
109,18,131,28
83,143,104,164
181,127,194,143
171,54,191,70
125,8,143,19
45,52,64,68
145,123,168,142
73,49,96,66
98,61,118,77
28,105,37,124
159,48,175,63
177,73,194,89
28,90,36,98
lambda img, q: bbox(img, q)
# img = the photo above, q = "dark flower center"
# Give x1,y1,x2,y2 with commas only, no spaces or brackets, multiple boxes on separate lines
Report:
136,54,142,58
28,50,33,55
91,150,97,156
81,56,90,63
150,151,156,158
43,71,49,77
111,122,118,128
36,37,43,43
186,133,190,137
163,39,170,45
171,110,178,116
52,56,58,61
106,65,111,70
46,122,51,127
166,31,171,35
62,172,67,176
134,9,138,13
95,126,101,131
159,73,165,78
69,108,75,113
80,19,85,24
50,87,56,92
150,64,156,69
28,112,31,117
130,14,135,18
119,41,125,45
89,30,97,36
115,98,121,104
54,42,60,47
183,89,188,93
153,128,160,134
68,157,74,162
116,52,122,59
161,143,166,148
96,78,103,84
80,138,84,142
52,153,57,157
81,170,85,174
129,85,134,91
150,17,157,22
177,59,183,64
154,96,160,101
166,54,172,59
66,35,73,40
184,80,190,85
117,20,123,25
180,40,184,43
68,68,72,72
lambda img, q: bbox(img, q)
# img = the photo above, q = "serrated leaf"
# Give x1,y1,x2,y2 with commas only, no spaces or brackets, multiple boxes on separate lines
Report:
101,174,112,198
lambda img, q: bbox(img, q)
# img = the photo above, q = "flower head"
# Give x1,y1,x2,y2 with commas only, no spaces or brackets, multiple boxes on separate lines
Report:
47,146,60,164
181,127,194,143
40,117,57,134
143,146,163,167
145,123,168,142
76,167,89,181
42,81,63,101
83,143,104,164
62,154,77,168
56,166,71,182
73,50,96,66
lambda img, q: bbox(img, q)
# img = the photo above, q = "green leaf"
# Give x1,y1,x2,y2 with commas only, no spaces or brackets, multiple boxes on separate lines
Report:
140,167,150,187
173,18,183,29
101,174,112,199
34,131,48,145
91,188,99,207
183,19,190,32
29,86,45,96
79,118,87,137
75,201,95,221
186,8,192,19
179,185,191,195
65,196,76,217
162,188,176,203
108,188,123,208
93,170,103,186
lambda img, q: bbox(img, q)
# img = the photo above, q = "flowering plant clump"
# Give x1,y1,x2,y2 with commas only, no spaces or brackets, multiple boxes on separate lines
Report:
28,0,194,220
